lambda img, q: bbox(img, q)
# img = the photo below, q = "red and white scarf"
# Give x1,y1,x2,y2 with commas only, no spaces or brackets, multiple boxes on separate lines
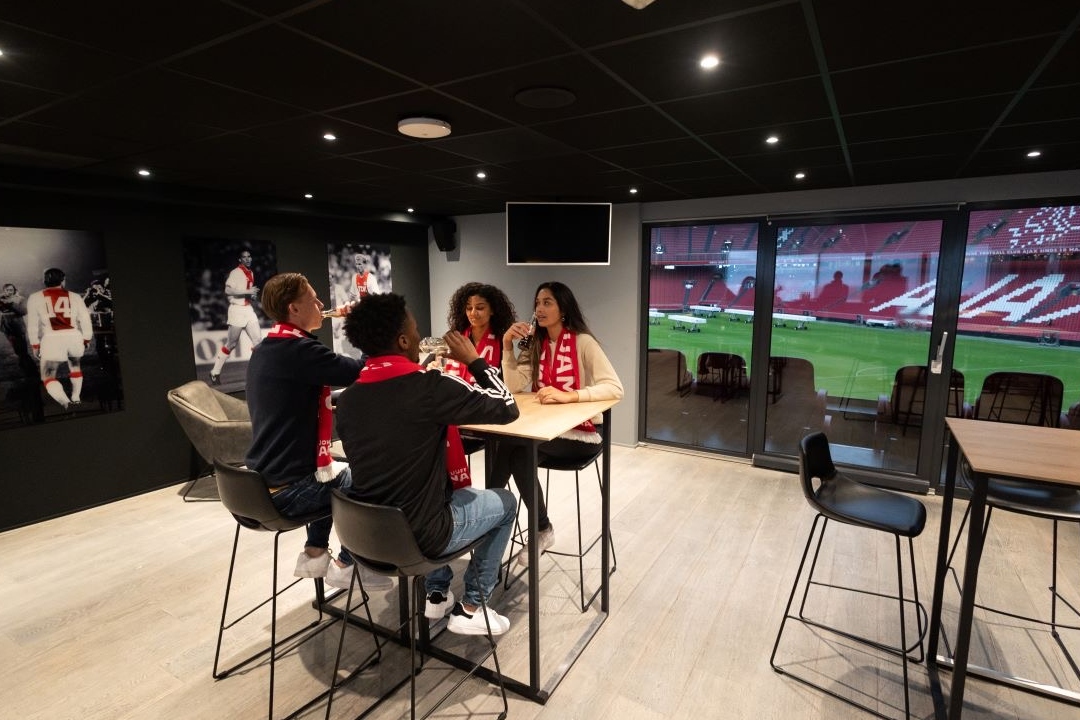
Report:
359,354,472,490
238,263,254,305
443,328,500,384
537,329,600,443
267,322,336,482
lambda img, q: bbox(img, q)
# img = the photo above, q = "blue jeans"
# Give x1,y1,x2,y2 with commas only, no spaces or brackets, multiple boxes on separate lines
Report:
270,466,354,565
426,487,516,607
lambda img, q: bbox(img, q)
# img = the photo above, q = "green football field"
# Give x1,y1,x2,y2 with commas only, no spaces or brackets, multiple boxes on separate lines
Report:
648,315,1080,406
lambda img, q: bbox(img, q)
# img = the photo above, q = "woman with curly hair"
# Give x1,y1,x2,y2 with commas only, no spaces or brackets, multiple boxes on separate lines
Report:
442,282,517,382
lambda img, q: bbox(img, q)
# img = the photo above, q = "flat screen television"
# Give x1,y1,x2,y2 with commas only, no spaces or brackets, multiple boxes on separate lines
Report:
506,201,612,266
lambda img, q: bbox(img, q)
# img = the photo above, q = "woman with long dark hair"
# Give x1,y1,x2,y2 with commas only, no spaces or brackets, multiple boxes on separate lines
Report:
494,281,623,566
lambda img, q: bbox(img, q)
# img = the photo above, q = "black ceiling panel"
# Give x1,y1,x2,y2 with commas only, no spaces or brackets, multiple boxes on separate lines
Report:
0,1,1076,218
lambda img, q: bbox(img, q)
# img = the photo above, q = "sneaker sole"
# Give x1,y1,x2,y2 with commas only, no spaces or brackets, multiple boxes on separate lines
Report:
447,619,509,636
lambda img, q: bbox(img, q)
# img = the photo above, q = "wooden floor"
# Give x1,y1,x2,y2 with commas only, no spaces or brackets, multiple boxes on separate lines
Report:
2,444,1078,720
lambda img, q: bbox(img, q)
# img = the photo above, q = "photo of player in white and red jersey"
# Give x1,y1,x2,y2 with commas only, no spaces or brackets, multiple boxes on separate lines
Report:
344,249,381,304
326,242,392,359
183,237,276,392
26,267,94,411
209,249,262,385
0,227,122,430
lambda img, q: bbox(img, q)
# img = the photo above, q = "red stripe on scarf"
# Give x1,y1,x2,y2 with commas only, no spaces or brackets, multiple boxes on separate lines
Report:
443,329,500,384
538,329,596,435
267,322,336,482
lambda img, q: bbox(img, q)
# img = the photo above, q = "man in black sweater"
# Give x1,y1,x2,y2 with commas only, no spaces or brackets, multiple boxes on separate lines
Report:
337,293,519,635
245,272,389,591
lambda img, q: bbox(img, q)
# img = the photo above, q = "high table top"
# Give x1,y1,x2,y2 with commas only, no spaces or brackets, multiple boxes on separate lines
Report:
460,392,618,442
946,417,1080,487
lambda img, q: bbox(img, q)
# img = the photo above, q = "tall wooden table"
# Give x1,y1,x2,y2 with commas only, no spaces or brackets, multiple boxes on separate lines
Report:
456,392,619,703
928,418,1080,718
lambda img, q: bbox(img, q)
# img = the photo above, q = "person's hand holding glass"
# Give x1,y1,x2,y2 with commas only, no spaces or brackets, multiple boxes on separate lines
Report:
420,331,480,371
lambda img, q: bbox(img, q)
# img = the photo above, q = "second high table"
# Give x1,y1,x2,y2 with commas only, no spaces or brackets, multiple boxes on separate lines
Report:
927,417,1080,719
459,392,619,703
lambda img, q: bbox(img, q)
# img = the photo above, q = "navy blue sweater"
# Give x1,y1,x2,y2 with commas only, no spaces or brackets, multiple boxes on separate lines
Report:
245,331,361,487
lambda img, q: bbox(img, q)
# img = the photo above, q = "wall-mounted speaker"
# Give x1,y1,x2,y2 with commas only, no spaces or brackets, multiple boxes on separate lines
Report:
432,219,457,252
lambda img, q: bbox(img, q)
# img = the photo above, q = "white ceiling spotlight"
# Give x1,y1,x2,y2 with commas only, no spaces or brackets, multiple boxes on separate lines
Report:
621,0,657,8
137,168,151,177
1027,150,1042,158
397,117,451,139
323,133,337,141
699,54,720,70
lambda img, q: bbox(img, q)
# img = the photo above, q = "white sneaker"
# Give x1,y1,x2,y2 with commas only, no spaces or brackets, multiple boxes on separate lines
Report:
325,561,393,591
425,590,455,620
447,603,510,636
294,550,331,578
515,525,555,568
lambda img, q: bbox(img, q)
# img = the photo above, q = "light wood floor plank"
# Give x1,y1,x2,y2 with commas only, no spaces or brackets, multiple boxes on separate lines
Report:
2,444,1078,719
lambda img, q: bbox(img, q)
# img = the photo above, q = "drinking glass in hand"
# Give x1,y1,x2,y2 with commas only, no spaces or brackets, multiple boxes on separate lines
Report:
419,337,449,355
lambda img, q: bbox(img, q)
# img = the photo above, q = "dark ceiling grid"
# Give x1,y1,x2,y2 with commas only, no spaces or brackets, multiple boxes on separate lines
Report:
0,1,1078,218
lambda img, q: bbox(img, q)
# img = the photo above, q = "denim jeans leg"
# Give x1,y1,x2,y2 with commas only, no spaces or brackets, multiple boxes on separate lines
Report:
269,467,354,564
441,487,517,607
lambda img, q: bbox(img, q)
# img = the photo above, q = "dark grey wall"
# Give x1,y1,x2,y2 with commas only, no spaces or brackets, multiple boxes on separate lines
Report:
0,190,430,530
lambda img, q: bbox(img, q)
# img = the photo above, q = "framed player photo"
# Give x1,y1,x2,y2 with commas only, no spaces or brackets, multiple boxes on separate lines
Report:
183,238,277,392
0,226,123,431
325,242,392,358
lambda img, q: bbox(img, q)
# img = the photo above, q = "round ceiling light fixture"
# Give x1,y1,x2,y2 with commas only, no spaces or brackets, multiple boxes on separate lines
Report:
398,117,451,139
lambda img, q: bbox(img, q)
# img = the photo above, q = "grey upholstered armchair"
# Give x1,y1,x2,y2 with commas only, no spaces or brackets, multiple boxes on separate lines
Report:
166,380,252,501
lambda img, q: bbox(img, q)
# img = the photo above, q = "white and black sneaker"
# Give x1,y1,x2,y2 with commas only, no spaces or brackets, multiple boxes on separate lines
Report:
425,590,455,620
447,602,510,636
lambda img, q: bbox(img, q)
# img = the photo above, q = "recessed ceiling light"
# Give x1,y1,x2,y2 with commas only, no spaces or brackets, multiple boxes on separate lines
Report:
475,170,487,180
398,117,451,139
323,133,337,141
407,207,414,213
0,49,5,57
304,193,313,199
1027,150,1042,158
700,55,720,70
794,172,806,180
137,168,151,177
629,187,638,194
766,135,779,145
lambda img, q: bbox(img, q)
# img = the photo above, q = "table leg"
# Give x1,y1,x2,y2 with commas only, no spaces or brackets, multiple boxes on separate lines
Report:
526,440,541,690
948,468,987,720
928,433,958,718
601,408,612,612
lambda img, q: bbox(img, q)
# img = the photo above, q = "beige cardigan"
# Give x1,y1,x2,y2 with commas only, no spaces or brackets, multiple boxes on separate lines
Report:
502,332,623,431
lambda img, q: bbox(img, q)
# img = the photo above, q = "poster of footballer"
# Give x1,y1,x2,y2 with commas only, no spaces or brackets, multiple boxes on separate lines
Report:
183,238,277,392
0,226,122,431
326,242,392,359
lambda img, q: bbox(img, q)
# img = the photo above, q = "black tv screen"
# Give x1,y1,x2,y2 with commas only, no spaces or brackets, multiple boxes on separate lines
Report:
506,202,612,265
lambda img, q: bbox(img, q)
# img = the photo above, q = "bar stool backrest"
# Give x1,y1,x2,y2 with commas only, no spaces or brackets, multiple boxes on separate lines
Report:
331,490,443,577
213,461,298,532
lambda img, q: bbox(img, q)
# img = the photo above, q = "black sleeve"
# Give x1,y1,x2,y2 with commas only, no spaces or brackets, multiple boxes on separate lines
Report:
428,359,519,427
